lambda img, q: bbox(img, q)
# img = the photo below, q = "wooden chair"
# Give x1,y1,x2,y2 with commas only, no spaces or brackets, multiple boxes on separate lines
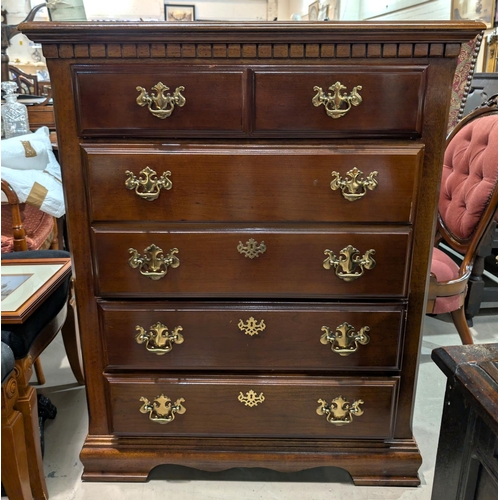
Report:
427,97,498,344
1,342,32,499
2,250,85,499
1,178,59,254
8,65,51,100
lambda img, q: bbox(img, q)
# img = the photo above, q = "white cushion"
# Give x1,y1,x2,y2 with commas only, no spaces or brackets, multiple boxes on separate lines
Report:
1,127,65,217
1,127,52,170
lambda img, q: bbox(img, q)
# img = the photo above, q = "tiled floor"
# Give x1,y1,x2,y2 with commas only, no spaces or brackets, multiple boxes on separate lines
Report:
3,310,498,500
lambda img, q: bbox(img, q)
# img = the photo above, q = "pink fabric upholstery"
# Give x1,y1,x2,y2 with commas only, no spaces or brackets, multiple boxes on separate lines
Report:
439,114,498,241
430,247,462,314
1,204,55,253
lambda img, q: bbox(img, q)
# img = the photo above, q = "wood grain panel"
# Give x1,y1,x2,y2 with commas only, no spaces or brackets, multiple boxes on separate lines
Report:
107,374,398,438
91,224,412,298
83,144,423,224
254,66,427,136
99,301,406,371
73,65,245,136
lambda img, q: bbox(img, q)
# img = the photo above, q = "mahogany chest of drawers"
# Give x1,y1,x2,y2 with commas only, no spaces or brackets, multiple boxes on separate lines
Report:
23,20,484,486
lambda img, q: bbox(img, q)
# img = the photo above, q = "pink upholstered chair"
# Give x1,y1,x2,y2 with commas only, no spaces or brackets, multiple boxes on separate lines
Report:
427,97,498,344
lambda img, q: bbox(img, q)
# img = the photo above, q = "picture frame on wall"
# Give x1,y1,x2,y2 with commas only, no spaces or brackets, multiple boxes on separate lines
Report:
308,1,319,20
165,4,196,21
451,0,497,28
318,3,330,20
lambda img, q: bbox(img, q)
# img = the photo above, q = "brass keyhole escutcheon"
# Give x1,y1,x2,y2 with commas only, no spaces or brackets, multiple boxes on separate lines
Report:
125,166,172,201
238,390,265,407
316,396,364,426
320,323,370,356
238,317,266,336
128,244,180,280
237,238,266,259
331,167,378,202
323,245,376,282
136,82,186,119
135,322,184,355
312,81,362,119
139,394,186,424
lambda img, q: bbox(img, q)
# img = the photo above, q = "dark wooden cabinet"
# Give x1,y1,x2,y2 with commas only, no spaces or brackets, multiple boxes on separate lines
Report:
431,344,498,500
22,20,484,486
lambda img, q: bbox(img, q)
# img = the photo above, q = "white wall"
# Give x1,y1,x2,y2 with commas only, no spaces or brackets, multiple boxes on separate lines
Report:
365,0,450,20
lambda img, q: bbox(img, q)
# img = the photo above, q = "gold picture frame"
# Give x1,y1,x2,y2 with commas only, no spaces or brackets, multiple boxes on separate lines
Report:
451,0,497,28
165,4,195,21
1,258,71,324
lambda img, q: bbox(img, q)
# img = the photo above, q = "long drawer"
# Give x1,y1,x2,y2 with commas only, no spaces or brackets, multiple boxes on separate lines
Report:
91,224,412,298
106,374,399,439
83,144,423,223
99,301,406,371
73,64,426,137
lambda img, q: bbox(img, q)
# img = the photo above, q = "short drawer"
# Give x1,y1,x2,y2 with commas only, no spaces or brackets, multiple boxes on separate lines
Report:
83,144,423,224
91,224,412,298
73,65,245,136
99,301,406,371
106,374,399,439
253,66,427,137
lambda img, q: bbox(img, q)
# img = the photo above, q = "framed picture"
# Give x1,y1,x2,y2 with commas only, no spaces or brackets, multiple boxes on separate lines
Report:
165,4,195,21
308,1,319,20
318,3,330,20
1,258,71,324
451,0,497,28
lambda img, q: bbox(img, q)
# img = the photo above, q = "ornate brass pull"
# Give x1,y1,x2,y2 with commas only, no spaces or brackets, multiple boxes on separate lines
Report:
136,82,186,119
312,82,362,119
237,238,266,259
331,168,378,202
238,390,265,407
139,394,186,424
135,322,184,355
320,323,370,356
316,396,364,426
238,317,266,337
128,244,180,281
323,245,376,282
125,166,172,201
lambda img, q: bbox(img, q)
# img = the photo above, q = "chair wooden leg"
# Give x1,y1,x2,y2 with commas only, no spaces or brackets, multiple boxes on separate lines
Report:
451,307,474,345
2,377,32,500
15,379,49,500
34,357,46,385
61,283,85,385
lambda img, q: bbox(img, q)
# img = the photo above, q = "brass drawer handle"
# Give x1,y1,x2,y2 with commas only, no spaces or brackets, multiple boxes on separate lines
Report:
128,244,180,281
320,323,370,356
323,245,376,282
237,238,266,259
238,317,266,337
316,396,364,426
312,82,362,119
135,322,184,355
125,166,172,201
331,168,378,202
136,82,186,119
139,394,186,424
238,390,265,407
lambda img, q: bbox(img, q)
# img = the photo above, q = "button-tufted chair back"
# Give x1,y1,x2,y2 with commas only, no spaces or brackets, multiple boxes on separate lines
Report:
439,113,498,244
427,96,498,345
